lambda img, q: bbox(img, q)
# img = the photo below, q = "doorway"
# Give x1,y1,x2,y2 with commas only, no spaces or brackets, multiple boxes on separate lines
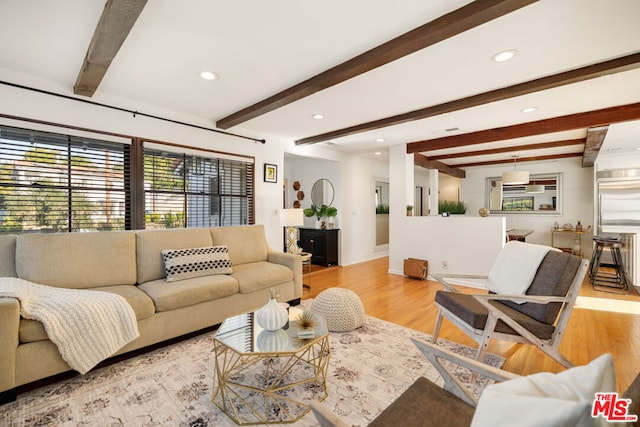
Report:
374,179,389,247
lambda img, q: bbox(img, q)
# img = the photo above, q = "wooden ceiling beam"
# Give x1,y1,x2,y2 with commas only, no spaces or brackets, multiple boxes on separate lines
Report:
74,0,148,97
414,154,466,178
426,138,585,161
454,152,582,168
582,126,609,167
297,51,640,146
406,102,640,153
216,0,538,129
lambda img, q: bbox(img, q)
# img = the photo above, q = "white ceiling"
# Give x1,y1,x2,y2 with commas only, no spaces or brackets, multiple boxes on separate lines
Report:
1,0,639,165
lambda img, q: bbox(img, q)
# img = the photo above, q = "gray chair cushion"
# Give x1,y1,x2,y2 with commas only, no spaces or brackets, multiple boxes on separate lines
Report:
434,250,581,340
368,376,474,427
498,250,580,325
434,292,556,340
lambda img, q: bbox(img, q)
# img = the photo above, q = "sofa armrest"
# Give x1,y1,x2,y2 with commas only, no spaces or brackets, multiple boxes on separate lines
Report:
267,251,303,299
0,297,19,394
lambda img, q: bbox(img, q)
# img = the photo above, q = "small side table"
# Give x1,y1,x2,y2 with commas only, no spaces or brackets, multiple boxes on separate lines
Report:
300,252,312,293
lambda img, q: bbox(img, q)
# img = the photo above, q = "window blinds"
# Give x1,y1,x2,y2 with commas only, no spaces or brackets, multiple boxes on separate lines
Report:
0,126,129,232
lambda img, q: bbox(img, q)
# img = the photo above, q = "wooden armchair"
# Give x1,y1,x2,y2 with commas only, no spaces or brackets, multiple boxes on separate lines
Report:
431,248,589,368
311,340,638,427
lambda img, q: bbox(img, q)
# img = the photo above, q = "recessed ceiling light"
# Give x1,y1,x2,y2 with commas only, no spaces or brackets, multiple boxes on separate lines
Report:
312,114,324,120
492,49,517,63
200,71,218,80
521,106,537,113
374,151,383,156
376,138,385,143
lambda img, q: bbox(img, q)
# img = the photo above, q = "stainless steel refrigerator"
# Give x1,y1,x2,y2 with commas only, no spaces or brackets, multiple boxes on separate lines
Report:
597,168,640,286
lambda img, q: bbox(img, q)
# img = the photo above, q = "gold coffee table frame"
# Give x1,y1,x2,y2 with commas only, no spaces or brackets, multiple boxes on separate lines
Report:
212,307,330,425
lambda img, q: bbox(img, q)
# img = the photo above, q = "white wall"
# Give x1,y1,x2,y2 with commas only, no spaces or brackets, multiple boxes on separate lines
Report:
0,77,394,267
0,80,297,251
392,216,506,276
461,158,594,252
283,151,389,266
391,142,506,275
414,165,430,215
438,173,462,203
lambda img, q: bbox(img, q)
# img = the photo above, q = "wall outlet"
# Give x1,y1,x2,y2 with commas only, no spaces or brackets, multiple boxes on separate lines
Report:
441,260,448,269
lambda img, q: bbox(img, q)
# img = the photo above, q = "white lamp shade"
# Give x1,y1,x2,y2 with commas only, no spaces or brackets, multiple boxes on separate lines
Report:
525,184,545,193
502,170,529,185
280,208,304,227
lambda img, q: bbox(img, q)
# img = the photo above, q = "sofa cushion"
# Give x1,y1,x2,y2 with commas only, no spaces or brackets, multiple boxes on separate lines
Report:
93,285,156,320
16,231,137,289
138,274,239,312
0,234,17,278
18,285,155,343
136,228,213,284
231,261,295,294
162,245,232,282
210,225,268,265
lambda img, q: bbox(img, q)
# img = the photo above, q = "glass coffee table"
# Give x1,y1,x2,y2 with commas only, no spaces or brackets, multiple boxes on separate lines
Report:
211,306,330,425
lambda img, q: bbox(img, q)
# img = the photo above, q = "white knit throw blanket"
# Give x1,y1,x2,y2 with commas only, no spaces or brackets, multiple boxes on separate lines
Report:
0,277,139,374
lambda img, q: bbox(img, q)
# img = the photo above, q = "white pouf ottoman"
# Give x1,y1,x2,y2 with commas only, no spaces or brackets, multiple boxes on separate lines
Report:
310,288,365,332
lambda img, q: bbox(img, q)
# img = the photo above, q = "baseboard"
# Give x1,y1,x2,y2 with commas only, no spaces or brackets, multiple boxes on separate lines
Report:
0,388,17,406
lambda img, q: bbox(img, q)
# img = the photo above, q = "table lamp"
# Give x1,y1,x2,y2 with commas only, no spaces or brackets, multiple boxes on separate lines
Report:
280,208,304,254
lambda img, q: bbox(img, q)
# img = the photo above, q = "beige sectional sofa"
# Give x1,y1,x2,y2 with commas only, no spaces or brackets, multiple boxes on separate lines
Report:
0,224,302,403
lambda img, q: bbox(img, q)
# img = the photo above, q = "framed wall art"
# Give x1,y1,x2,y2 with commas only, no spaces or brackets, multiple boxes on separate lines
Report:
264,163,277,183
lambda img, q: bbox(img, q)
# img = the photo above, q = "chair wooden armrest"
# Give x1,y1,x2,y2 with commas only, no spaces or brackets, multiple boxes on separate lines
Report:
430,273,488,293
411,338,519,406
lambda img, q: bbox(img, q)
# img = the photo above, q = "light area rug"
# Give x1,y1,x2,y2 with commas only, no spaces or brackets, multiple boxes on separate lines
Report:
1,303,503,427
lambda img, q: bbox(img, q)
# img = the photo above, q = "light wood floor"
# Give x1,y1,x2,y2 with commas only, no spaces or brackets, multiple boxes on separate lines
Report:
304,257,640,393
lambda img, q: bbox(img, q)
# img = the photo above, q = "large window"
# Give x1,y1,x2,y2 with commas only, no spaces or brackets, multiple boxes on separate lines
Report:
0,124,255,233
0,126,128,232
144,146,254,229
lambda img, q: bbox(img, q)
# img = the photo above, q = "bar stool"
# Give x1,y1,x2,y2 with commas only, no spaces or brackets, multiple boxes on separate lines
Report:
589,235,629,294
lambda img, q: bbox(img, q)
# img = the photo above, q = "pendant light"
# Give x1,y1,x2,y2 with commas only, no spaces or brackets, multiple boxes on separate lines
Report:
525,181,545,193
502,155,529,185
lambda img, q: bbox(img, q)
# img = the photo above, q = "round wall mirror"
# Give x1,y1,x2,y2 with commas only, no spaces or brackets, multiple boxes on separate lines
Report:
311,178,334,207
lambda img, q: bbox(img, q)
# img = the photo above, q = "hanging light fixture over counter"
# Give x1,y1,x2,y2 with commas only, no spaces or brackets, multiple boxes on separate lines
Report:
502,156,529,185
525,184,545,193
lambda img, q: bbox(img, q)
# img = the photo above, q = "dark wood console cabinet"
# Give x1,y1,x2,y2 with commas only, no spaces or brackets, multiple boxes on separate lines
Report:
298,228,339,266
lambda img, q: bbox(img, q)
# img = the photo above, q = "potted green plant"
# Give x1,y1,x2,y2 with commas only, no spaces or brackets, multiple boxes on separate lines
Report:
326,206,338,229
303,204,328,228
438,200,467,214
406,205,413,216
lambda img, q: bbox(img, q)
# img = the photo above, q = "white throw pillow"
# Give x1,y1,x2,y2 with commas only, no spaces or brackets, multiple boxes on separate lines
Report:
471,354,615,427
161,245,232,282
